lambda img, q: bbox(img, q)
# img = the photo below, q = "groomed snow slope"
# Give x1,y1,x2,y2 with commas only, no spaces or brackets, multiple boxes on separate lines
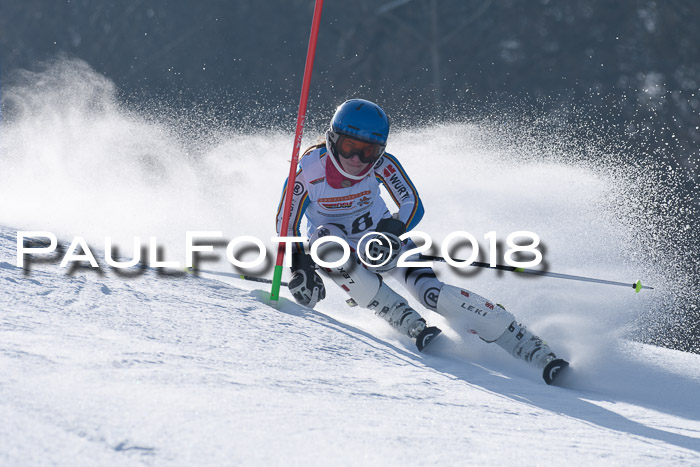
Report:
1,226,699,466
1,60,699,465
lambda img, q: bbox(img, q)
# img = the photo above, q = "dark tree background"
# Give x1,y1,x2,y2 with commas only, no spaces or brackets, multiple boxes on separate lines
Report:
1,1,698,186
2,1,698,147
1,0,698,351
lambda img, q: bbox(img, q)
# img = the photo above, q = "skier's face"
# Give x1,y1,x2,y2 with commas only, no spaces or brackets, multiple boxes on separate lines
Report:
336,135,383,175
337,136,383,161
338,151,371,175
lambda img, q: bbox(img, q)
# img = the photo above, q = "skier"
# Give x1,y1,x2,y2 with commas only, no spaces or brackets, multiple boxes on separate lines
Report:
276,99,569,384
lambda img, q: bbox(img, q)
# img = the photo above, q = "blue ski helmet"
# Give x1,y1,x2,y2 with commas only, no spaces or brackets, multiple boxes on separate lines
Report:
326,99,389,164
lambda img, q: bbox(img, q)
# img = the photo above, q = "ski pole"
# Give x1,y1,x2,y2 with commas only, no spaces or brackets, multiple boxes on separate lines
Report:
420,255,653,292
187,267,359,307
187,267,288,287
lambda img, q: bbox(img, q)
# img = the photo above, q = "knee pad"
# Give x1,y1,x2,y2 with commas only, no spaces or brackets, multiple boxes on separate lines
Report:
309,224,350,263
436,284,514,342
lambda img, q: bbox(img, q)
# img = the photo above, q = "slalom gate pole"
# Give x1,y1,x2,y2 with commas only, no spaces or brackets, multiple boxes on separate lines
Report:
270,0,325,301
420,254,653,293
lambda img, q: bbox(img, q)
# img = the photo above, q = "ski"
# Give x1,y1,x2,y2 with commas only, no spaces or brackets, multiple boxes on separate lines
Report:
543,358,570,385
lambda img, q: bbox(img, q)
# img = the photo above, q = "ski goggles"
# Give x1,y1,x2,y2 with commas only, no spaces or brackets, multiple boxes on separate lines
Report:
336,134,385,164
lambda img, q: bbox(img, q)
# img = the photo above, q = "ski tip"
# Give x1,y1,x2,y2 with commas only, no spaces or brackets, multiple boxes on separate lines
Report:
416,326,442,353
543,358,570,385
250,289,288,310
252,289,275,304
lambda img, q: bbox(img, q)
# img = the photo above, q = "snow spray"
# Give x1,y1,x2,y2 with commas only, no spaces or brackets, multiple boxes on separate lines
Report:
0,58,697,366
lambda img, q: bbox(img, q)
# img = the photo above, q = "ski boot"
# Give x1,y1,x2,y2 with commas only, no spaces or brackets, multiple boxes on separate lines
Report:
368,281,442,352
495,320,569,385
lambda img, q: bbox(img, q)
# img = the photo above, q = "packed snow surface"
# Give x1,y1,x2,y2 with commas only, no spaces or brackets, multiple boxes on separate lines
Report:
1,60,699,465
1,226,700,465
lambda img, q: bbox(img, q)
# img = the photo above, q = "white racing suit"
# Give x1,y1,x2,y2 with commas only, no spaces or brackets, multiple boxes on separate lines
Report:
276,145,558,369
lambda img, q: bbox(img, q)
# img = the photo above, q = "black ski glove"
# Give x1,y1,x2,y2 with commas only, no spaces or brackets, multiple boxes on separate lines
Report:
288,252,326,308
358,217,406,273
